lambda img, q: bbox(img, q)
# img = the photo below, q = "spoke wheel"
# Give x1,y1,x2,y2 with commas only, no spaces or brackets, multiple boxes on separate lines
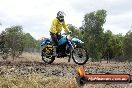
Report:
72,48,88,65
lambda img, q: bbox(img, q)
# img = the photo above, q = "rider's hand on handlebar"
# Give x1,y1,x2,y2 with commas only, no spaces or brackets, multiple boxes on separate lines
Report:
62,31,72,35
67,31,72,34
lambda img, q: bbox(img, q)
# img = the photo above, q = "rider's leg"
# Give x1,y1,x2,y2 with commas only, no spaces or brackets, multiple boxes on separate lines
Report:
50,32,58,46
50,32,59,54
56,33,61,40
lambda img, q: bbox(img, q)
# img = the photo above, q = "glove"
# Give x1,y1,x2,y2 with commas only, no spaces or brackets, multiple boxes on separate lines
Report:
67,31,72,34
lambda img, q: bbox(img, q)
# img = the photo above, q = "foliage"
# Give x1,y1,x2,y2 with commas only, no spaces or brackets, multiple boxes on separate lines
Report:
3,26,25,59
81,9,107,61
23,33,37,48
68,24,80,38
123,30,132,61
0,25,37,60
66,10,131,62
0,10,132,62
0,31,10,59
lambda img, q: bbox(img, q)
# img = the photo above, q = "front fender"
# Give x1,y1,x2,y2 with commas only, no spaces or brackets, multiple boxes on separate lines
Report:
41,38,51,46
71,38,84,44
71,38,84,48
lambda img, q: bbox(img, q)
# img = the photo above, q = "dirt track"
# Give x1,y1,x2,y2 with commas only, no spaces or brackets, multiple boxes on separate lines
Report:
0,55,132,88
0,61,78,78
0,60,132,78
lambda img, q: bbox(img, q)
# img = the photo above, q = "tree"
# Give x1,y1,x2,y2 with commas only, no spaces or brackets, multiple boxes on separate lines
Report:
23,33,37,48
123,30,132,61
102,31,124,62
0,25,39,60
3,25,25,60
67,24,81,38
101,30,112,63
22,33,38,52
81,9,107,61
0,31,10,59
113,34,124,62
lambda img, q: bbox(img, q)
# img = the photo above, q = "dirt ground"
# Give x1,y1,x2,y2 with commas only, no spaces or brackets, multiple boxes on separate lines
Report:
0,52,132,88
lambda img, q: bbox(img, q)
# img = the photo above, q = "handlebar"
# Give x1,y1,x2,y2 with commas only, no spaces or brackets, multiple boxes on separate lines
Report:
62,31,72,35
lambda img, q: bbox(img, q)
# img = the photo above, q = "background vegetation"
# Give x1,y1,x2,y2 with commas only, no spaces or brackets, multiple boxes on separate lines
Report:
0,9,132,62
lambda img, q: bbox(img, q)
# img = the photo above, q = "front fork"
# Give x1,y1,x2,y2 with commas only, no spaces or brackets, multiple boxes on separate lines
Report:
67,41,74,62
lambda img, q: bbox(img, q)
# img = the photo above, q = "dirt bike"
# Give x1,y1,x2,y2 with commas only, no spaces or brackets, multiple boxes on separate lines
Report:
40,33,89,65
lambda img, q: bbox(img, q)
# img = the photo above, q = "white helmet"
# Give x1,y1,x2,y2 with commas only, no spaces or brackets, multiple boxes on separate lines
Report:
57,11,65,22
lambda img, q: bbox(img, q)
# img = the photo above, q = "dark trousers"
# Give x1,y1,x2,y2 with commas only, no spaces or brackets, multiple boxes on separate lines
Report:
50,32,61,46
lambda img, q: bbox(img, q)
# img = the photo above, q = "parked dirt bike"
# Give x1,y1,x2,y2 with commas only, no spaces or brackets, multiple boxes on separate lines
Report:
40,33,89,65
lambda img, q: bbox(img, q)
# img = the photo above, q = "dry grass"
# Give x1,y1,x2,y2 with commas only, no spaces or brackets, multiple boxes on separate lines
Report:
21,52,75,64
0,52,41,62
0,74,131,88
0,52,73,64
21,52,41,62
0,74,79,88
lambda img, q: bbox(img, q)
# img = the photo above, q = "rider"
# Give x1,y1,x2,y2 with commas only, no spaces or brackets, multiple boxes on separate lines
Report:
49,11,70,46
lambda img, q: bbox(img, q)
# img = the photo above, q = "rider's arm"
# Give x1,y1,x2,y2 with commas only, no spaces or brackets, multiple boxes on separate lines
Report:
62,21,69,32
50,18,57,33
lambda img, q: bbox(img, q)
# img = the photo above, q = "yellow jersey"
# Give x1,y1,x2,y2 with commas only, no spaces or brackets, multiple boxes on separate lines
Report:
49,18,69,33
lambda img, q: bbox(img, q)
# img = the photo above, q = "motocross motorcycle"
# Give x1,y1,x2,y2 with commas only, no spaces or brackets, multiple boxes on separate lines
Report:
40,33,89,65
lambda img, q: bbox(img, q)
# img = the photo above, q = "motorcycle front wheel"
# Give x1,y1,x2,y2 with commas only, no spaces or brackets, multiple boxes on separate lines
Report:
41,50,55,64
72,48,89,65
